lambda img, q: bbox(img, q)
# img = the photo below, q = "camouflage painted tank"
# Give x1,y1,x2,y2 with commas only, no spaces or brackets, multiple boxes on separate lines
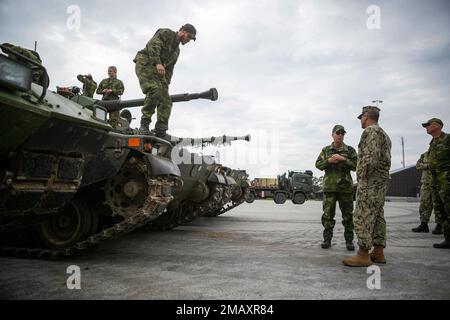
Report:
147,135,251,230
0,44,180,258
204,168,251,217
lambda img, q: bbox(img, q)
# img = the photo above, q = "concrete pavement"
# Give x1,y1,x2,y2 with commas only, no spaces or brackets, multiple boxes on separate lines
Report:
1,200,449,299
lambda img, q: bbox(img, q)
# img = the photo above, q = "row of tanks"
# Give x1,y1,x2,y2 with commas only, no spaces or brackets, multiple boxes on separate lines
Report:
0,44,251,259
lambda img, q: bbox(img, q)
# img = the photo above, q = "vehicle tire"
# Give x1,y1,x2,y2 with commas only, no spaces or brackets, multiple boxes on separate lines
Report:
292,192,306,204
274,192,287,204
246,192,256,203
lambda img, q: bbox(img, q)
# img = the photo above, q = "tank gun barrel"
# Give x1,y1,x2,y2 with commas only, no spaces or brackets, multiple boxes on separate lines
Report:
97,88,218,113
172,134,251,147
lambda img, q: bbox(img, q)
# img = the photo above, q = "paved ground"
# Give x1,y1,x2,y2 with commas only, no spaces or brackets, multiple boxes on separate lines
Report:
1,200,449,300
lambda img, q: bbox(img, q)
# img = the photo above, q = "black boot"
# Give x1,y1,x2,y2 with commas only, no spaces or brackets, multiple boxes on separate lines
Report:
321,230,332,249
344,231,355,251
154,122,171,141
139,118,151,135
433,234,450,249
432,224,443,235
412,222,429,233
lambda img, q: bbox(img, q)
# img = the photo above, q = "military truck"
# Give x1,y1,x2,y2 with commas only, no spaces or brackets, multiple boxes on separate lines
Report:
247,170,313,204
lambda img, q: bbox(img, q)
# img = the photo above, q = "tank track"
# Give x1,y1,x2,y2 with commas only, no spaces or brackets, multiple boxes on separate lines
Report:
206,186,250,217
143,207,182,232
204,185,234,217
195,185,224,217
0,178,173,260
206,198,245,217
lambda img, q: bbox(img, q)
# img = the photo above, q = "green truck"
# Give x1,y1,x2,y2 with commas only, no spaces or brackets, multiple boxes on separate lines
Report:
247,171,313,204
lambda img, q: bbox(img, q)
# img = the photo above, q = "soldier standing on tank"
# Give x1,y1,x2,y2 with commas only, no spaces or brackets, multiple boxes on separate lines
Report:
412,151,442,234
77,74,97,98
422,118,450,249
96,66,125,127
315,125,358,251
343,106,391,267
133,24,197,138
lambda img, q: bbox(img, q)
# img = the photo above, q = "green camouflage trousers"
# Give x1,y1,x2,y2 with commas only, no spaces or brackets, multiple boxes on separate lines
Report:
322,192,354,238
354,179,388,250
108,111,119,128
135,61,172,129
431,171,450,237
419,181,433,223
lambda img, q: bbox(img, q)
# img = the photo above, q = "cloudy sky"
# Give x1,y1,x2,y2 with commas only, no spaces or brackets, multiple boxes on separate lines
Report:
1,0,449,179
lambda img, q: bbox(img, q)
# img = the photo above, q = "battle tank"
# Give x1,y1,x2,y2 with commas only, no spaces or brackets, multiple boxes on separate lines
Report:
0,44,187,258
146,136,252,229
94,94,252,231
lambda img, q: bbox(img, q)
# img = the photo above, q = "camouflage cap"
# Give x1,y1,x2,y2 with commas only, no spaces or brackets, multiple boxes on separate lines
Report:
182,23,197,41
422,118,443,128
357,106,380,119
332,125,346,134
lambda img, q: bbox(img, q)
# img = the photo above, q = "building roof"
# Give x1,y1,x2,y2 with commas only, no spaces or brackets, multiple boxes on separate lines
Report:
390,165,416,175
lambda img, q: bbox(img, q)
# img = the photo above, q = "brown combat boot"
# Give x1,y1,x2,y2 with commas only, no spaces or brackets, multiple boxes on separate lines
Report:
342,248,372,267
370,245,386,264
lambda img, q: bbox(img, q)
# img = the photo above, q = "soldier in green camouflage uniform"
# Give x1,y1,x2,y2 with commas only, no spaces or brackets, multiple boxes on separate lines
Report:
119,109,139,135
96,66,125,127
133,24,196,138
1,43,46,86
422,118,450,249
77,74,97,98
343,106,391,267
412,152,442,233
316,125,357,250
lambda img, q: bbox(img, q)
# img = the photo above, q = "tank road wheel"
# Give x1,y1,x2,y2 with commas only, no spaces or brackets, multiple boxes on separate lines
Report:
292,192,306,205
104,157,150,220
274,192,287,204
147,207,180,231
181,202,196,224
39,198,92,250
245,192,256,203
